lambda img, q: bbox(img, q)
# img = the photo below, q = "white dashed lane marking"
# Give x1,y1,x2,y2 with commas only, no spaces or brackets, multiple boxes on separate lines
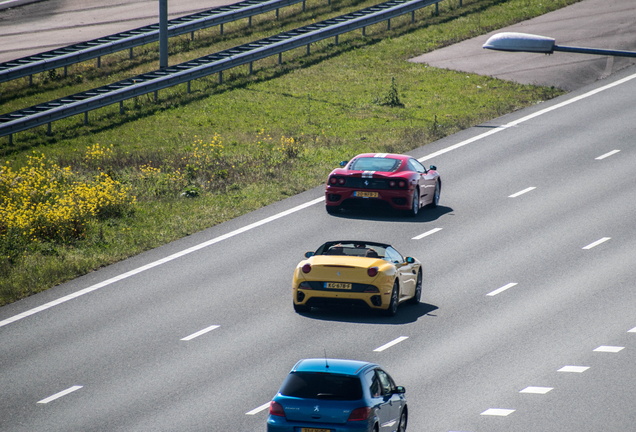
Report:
582,237,611,250
246,402,270,415
593,346,624,353
37,386,83,404
520,386,553,394
373,336,409,352
487,283,517,297
180,325,220,341
481,408,515,416
596,150,620,160
558,366,589,373
628,327,636,333
508,187,536,198
412,228,442,240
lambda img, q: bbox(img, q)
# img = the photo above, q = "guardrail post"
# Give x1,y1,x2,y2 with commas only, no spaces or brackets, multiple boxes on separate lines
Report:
460,0,462,6
249,62,253,74
130,48,133,59
64,66,67,78
276,8,279,19
388,19,391,31
154,90,158,102
335,35,339,45
29,75,32,86
84,112,88,125
191,31,194,41
97,56,101,68
219,71,223,84
220,23,224,35
412,11,415,22
279,53,282,64
8,134,12,145
249,16,252,27
120,101,124,114
435,2,439,16
47,123,51,135
303,1,305,12
307,44,310,55
187,80,191,93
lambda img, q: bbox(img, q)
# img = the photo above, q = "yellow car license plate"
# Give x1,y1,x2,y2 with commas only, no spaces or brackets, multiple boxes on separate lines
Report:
301,429,331,432
325,282,352,290
354,191,378,198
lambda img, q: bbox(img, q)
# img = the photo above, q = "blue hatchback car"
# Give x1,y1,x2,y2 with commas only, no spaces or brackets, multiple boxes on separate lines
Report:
267,358,407,432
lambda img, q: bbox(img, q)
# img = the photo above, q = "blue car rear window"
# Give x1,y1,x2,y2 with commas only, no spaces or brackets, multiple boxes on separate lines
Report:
349,157,401,172
280,372,363,400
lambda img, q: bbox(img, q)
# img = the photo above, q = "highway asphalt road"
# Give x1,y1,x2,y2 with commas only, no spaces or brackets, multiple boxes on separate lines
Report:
1,60,635,430
0,0,241,63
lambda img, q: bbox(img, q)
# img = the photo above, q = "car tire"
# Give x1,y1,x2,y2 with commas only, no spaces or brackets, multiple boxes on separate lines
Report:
407,188,419,217
397,408,408,432
293,303,310,313
326,205,339,215
430,181,440,208
408,270,422,305
384,281,399,316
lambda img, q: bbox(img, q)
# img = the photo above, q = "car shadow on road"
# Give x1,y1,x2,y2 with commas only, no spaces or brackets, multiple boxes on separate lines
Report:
296,302,438,325
328,205,453,223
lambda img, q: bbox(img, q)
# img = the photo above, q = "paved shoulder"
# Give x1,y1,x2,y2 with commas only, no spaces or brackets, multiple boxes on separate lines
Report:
409,0,636,91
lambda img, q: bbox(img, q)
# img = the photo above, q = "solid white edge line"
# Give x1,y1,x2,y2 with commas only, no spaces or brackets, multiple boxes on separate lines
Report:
6,71,636,329
37,385,83,404
0,197,325,328
582,237,611,250
373,336,409,352
628,327,636,333
412,228,443,240
418,72,636,163
487,282,517,297
509,187,536,198
181,325,220,341
596,149,620,160
246,402,271,415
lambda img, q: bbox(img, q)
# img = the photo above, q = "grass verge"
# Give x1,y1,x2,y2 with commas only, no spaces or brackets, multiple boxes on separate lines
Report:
0,0,581,305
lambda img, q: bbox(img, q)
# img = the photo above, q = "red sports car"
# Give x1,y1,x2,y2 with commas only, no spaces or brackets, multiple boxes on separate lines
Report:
325,153,440,216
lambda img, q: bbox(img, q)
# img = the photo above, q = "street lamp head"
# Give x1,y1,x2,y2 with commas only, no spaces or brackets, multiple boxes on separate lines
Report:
483,32,555,54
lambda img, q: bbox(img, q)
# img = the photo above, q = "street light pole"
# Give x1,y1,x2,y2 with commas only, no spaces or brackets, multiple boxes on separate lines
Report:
483,32,636,59
160,0,168,69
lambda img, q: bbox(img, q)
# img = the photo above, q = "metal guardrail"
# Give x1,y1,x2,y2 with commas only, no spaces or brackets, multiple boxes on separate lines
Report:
1,0,445,141
0,0,308,84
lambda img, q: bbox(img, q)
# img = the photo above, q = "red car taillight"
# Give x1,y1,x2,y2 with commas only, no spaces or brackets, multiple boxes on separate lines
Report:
338,178,345,185
329,177,337,185
348,407,371,421
398,180,406,188
302,264,312,274
367,267,378,277
389,180,396,188
269,401,286,417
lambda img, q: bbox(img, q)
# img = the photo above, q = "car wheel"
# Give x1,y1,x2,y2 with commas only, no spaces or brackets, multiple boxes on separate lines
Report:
326,205,339,215
293,303,310,313
409,270,422,305
385,281,399,316
397,408,408,432
430,181,440,208
408,188,419,217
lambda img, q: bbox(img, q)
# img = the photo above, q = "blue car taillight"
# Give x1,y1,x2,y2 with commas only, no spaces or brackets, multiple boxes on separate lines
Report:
347,407,371,421
269,401,285,417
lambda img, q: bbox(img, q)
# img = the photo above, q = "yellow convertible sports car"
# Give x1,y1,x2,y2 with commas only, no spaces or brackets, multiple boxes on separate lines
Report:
292,241,422,316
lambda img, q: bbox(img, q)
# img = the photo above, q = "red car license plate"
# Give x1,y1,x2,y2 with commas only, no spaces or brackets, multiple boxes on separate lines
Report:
354,191,378,198
301,429,331,432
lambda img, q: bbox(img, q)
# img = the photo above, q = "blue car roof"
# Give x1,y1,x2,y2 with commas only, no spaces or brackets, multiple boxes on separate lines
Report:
292,358,376,375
